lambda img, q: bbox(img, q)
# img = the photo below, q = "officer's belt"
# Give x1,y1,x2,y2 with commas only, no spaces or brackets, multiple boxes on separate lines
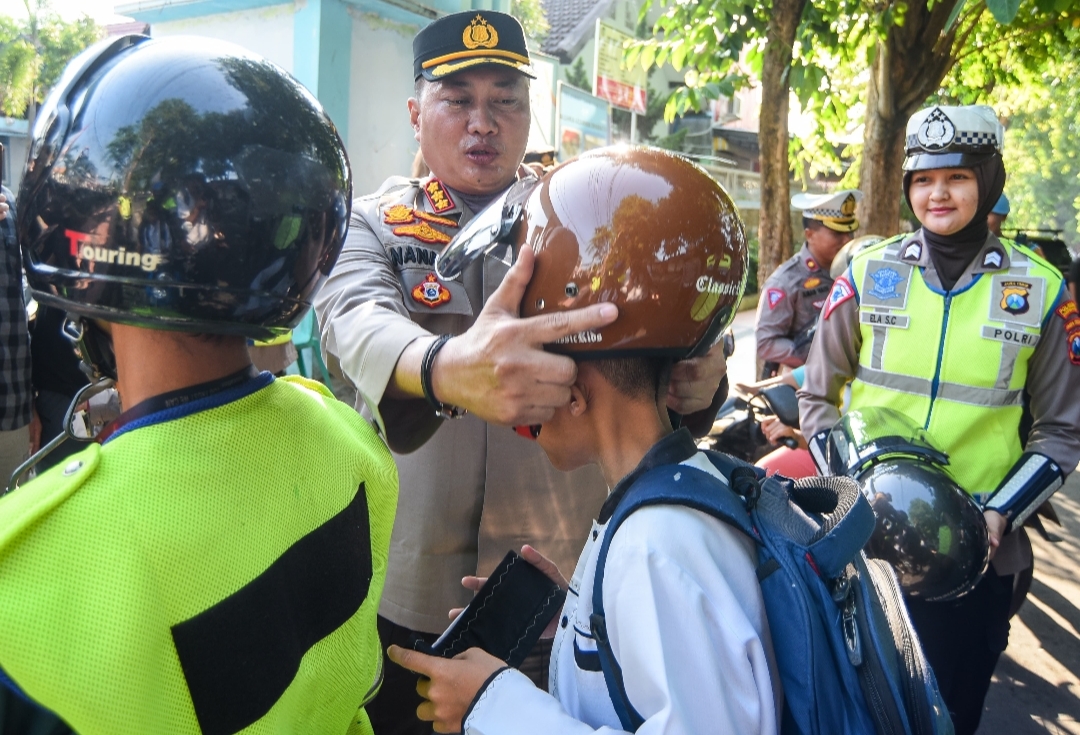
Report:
855,366,1024,408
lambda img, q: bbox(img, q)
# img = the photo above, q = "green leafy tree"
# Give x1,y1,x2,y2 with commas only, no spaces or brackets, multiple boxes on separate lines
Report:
0,0,100,130
511,0,549,45
564,56,590,91
849,0,1080,236
627,0,859,284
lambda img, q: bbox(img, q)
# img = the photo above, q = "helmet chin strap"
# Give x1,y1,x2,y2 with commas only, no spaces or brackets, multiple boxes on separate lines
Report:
64,317,118,382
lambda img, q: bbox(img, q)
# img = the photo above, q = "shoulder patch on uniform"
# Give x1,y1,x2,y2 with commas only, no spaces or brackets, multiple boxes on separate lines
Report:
823,276,855,320
1056,299,1080,365
423,179,456,214
765,288,786,309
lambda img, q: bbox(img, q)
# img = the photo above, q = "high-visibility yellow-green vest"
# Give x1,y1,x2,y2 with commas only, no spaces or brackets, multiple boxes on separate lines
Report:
848,237,1064,494
0,375,398,735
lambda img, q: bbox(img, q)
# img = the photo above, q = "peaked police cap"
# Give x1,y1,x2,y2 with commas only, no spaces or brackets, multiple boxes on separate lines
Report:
413,11,534,81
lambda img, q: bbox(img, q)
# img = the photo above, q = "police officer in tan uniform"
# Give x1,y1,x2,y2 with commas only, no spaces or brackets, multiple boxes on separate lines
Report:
755,190,861,376
314,12,728,734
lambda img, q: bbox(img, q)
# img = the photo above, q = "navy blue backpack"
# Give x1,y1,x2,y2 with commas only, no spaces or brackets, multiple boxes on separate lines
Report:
589,451,954,735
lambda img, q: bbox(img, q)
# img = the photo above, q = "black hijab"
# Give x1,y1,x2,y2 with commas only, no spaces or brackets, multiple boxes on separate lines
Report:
903,154,1006,291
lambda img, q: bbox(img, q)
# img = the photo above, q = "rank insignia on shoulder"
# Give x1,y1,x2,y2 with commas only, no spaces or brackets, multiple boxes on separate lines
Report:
824,276,855,319
412,273,452,308
766,288,786,309
1056,300,1080,365
983,249,1004,269
901,241,922,262
393,222,453,245
424,179,456,214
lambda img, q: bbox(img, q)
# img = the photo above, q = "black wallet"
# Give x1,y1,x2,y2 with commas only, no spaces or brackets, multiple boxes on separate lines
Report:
418,550,566,668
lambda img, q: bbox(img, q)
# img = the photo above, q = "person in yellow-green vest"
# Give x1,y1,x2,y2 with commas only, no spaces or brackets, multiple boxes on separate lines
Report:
0,35,397,735
799,104,1080,735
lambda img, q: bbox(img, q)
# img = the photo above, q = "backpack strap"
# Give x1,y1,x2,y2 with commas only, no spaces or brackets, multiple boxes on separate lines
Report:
589,460,758,732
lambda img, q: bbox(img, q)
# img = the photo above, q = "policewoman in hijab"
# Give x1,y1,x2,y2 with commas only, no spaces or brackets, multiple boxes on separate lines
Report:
798,104,1080,734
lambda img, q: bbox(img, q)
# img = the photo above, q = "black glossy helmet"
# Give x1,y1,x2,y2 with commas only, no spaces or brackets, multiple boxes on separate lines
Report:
828,408,990,602
19,35,351,339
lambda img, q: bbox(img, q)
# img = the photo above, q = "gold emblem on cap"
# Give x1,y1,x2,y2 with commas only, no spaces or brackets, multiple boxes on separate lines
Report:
840,194,857,217
463,15,499,50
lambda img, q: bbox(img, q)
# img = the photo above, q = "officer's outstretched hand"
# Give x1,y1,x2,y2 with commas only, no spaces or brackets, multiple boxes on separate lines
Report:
432,244,618,426
387,645,505,734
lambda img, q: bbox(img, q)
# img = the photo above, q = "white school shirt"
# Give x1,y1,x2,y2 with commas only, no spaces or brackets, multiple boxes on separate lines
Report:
462,452,782,735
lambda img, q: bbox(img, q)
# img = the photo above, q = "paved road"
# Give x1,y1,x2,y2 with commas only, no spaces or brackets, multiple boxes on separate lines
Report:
728,305,1080,733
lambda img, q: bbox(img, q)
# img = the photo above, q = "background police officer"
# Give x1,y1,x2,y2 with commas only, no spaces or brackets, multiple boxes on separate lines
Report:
755,190,861,377
799,104,1080,734
314,11,728,733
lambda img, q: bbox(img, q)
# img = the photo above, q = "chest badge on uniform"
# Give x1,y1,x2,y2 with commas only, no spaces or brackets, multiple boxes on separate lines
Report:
803,277,821,289
423,179,456,214
867,267,905,301
766,288,785,309
1000,281,1032,315
384,204,458,245
412,273,452,308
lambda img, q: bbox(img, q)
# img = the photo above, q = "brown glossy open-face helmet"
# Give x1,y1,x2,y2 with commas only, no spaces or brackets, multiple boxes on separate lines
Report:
438,146,748,358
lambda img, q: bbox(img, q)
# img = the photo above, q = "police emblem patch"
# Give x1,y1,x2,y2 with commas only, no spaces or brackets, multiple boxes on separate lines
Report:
463,15,499,49
412,273,451,308
902,241,922,261
824,276,855,319
999,281,1032,315
917,107,956,151
983,249,1003,269
766,288,785,310
867,267,905,301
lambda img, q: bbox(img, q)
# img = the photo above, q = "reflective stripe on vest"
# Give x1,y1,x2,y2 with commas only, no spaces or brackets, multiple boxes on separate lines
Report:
848,238,1062,494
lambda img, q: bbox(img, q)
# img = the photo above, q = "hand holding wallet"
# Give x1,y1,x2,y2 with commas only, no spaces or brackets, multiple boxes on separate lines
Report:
418,550,566,668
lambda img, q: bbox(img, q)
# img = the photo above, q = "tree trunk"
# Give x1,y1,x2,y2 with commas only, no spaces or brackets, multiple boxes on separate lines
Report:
756,0,807,288
857,43,908,237
857,1,967,235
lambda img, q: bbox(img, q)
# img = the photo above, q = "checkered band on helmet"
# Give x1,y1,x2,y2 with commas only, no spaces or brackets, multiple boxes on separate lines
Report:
809,207,845,218
903,105,1002,171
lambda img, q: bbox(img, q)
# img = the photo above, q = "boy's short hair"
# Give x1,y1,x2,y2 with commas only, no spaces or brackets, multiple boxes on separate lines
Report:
590,357,669,401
